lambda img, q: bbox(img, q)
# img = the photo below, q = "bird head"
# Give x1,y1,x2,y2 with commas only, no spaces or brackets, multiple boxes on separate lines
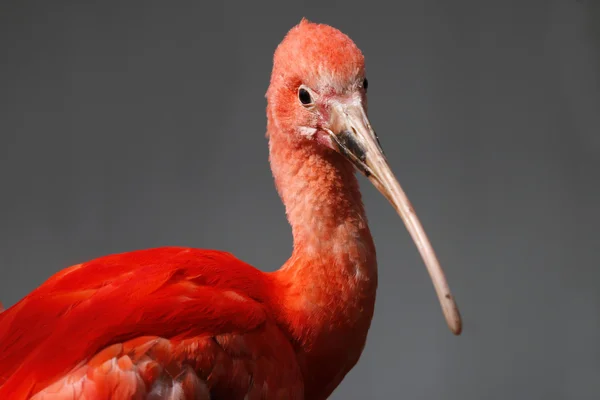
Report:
266,18,367,147
266,19,462,335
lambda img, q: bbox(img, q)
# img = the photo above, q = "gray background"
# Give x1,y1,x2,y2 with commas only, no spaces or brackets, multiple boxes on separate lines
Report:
1,0,599,398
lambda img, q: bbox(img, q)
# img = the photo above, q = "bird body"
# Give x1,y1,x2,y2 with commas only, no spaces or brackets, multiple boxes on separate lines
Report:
0,19,461,399
0,248,305,398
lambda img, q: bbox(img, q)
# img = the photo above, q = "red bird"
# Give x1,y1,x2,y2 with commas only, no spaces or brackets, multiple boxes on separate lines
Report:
0,19,462,399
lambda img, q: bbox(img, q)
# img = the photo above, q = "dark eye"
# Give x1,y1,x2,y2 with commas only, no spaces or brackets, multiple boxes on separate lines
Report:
298,88,312,105
363,78,369,90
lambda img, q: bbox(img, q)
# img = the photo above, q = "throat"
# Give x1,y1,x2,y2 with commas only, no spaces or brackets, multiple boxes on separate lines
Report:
270,137,378,291
268,136,378,399
269,133,378,322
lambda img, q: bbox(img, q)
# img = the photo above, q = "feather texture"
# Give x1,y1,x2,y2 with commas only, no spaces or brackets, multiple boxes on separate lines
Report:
0,19,390,400
0,248,303,399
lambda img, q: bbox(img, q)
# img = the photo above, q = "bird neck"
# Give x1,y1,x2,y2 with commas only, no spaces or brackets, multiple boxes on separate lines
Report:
269,134,377,283
270,130,377,309
267,132,378,398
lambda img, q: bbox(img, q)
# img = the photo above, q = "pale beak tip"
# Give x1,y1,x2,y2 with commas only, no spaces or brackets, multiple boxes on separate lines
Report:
443,298,462,335
451,321,462,336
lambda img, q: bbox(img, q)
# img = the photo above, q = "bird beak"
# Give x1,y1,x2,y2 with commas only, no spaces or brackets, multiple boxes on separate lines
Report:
325,100,462,335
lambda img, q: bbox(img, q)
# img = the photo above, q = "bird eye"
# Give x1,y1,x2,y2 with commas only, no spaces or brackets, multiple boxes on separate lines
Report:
298,87,313,106
363,78,369,90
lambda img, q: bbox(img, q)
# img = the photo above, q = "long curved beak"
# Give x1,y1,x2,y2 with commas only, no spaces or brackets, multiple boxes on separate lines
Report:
325,100,462,335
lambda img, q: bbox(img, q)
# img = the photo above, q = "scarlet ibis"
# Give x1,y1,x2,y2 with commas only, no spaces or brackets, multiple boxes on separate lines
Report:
0,19,462,399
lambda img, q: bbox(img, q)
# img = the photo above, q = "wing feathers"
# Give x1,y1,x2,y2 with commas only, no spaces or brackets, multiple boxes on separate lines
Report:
30,326,303,400
0,247,296,399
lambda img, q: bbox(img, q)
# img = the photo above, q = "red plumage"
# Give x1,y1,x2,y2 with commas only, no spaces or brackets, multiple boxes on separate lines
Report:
0,248,302,398
0,18,461,400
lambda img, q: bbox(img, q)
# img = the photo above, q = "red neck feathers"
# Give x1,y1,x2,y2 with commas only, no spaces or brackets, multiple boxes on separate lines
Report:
267,124,378,399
